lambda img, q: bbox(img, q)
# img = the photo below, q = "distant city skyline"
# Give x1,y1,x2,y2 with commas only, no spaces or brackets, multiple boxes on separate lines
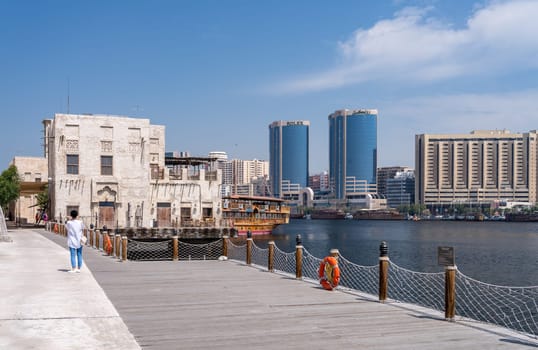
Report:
3,1,538,173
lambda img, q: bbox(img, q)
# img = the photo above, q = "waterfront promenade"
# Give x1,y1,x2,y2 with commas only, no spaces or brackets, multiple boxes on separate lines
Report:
1,229,536,349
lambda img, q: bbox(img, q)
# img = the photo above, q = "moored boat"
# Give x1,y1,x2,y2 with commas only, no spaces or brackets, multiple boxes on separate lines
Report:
222,195,290,235
309,209,346,219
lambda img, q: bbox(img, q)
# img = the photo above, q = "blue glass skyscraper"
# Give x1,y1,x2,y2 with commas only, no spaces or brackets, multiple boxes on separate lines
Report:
269,121,309,198
328,109,378,200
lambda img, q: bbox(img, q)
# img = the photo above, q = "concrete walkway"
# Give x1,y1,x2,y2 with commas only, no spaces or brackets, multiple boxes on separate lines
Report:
0,229,140,350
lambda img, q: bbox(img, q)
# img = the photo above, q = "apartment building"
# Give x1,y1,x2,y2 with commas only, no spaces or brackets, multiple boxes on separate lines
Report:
221,159,269,196
415,130,538,207
377,166,410,197
386,170,415,208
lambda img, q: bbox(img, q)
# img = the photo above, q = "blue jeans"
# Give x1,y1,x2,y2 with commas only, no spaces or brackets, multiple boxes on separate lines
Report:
69,247,83,269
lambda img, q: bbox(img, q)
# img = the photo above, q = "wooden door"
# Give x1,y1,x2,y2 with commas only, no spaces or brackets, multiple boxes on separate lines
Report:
180,207,191,226
99,202,115,230
156,203,171,228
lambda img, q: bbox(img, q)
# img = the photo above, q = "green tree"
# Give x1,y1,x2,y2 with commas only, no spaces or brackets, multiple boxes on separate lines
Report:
0,165,21,213
35,184,49,211
397,204,409,215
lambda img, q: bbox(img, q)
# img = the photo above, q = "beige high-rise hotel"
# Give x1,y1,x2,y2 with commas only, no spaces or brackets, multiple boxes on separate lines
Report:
415,130,538,207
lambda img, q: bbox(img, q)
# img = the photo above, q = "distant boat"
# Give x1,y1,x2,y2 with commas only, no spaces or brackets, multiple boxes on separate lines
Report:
222,195,290,235
407,214,420,221
310,209,346,220
354,210,404,220
344,213,354,220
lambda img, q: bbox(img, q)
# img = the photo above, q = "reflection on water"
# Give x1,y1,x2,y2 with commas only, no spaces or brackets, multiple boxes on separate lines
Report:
264,220,538,286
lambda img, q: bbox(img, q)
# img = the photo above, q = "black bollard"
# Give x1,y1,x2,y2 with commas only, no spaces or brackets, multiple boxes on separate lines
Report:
379,241,388,257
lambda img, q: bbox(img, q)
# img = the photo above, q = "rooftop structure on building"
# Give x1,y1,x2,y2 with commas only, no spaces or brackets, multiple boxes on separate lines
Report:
208,151,228,161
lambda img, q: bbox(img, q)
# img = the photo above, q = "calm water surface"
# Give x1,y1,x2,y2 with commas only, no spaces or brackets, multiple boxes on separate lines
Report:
265,219,538,286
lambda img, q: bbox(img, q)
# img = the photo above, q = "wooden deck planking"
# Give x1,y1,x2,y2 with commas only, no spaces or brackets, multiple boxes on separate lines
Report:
42,231,536,350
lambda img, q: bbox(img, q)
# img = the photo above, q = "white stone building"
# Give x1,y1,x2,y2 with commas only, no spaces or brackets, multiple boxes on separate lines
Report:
43,113,222,230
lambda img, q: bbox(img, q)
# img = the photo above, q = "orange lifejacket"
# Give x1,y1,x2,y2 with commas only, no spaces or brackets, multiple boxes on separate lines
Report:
318,256,340,291
104,235,113,255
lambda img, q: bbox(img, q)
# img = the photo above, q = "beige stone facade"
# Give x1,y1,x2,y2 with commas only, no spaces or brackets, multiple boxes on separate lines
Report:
43,113,222,229
415,130,538,207
8,157,48,224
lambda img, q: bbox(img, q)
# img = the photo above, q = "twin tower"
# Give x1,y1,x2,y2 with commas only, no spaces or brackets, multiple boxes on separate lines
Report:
269,109,378,200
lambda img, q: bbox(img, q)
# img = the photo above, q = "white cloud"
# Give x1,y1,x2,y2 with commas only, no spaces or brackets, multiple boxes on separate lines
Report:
274,0,538,93
378,89,538,167
383,89,538,132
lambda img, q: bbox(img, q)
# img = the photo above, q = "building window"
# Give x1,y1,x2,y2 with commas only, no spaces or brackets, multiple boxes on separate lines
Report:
65,124,79,138
101,126,113,139
128,128,141,139
150,164,163,179
101,156,113,175
66,154,79,174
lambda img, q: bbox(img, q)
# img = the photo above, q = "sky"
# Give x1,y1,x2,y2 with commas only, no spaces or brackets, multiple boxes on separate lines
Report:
2,0,538,174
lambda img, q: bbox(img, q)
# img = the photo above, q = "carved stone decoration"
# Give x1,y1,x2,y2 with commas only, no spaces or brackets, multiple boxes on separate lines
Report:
129,142,141,153
101,141,113,153
96,185,118,202
65,139,79,153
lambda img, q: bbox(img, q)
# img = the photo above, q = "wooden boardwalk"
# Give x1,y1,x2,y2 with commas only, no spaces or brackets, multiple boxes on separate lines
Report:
42,231,537,350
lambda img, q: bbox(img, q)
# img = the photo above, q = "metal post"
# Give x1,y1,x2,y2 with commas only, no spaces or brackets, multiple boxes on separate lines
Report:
379,241,389,302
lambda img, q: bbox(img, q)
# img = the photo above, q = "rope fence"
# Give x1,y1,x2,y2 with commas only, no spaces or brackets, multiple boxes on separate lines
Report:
45,223,537,339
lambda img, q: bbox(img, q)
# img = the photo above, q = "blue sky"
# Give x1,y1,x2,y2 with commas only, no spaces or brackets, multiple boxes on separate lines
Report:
2,0,538,173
